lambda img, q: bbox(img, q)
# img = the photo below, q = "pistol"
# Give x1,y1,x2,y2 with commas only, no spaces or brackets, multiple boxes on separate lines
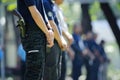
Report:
12,10,26,38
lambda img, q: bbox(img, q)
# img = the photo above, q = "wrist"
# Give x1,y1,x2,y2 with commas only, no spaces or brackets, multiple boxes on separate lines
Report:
48,27,54,32
47,24,54,32
45,30,49,36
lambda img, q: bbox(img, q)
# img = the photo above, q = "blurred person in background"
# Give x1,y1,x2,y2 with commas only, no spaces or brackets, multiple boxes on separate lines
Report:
0,46,3,61
71,23,85,80
18,43,26,80
0,45,4,78
0,45,3,69
98,40,110,80
0,33,3,61
43,0,67,80
71,24,95,80
54,0,74,80
17,0,54,79
84,31,103,80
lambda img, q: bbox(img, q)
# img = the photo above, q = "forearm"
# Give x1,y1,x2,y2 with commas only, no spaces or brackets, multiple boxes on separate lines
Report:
28,6,48,35
62,31,68,40
63,30,73,45
49,20,62,42
63,31,72,41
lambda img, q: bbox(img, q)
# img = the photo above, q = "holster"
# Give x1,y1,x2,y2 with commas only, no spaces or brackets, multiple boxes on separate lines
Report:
17,18,26,38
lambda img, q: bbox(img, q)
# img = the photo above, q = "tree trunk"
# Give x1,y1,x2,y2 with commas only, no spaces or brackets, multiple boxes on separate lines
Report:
100,3,120,49
81,3,92,33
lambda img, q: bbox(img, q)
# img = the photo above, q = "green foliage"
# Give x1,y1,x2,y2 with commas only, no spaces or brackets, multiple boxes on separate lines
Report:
1,0,15,3
110,2,120,18
7,2,16,11
89,1,104,20
0,0,16,11
61,2,80,23
61,2,81,33
116,3,120,10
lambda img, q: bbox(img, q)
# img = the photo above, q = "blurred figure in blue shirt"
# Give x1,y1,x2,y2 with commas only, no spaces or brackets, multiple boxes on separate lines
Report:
71,23,84,80
98,40,110,80
0,48,3,60
18,44,26,62
18,44,26,80
84,31,103,80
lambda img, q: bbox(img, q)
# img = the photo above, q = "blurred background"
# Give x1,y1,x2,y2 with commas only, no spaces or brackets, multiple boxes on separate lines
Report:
0,0,120,80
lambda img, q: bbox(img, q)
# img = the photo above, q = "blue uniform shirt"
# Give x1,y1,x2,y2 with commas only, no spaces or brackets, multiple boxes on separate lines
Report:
84,39,99,54
71,33,82,53
98,45,107,60
17,0,47,26
43,0,62,35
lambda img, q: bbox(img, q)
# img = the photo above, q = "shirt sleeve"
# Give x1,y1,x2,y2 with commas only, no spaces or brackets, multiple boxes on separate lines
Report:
24,0,35,7
44,2,53,20
71,34,82,53
71,42,82,53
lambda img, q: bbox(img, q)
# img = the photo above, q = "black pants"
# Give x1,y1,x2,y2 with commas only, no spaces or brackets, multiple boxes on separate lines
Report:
59,51,66,80
22,28,46,80
72,54,84,80
20,60,26,80
43,41,62,80
84,58,100,80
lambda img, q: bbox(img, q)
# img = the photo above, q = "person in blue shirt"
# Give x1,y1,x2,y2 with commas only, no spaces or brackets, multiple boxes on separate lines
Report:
18,44,26,80
71,23,84,80
98,40,110,80
99,40,108,62
0,47,3,61
17,0,54,80
84,31,103,80
43,0,67,80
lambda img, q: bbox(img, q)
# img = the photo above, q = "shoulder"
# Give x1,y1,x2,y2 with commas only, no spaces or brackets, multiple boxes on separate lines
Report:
43,1,49,4
43,0,51,6
43,0,52,5
43,0,52,9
